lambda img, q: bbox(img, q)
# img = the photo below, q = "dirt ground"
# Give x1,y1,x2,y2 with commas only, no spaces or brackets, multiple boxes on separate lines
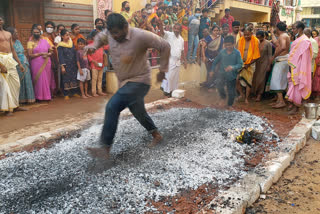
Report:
0,86,299,144
247,138,320,214
0,85,317,213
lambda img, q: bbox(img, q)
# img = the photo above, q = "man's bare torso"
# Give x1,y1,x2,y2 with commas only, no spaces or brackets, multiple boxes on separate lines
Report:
277,32,290,56
0,30,12,53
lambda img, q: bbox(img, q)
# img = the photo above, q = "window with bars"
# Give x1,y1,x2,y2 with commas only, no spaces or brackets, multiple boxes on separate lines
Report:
313,7,320,14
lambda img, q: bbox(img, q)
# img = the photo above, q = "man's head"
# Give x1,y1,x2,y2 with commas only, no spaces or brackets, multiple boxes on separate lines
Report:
304,28,312,38
248,23,254,29
232,21,240,34
157,7,163,17
173,23,182,37
146,3,153,14
104,9,112,21
202,28,210,38
122,1,130,12
195,8,201,18
222,23,229,35
202,8,209,18
45,21,55,34
292,21,305,36
263,24,268,32
276,21,287,34
107,13,129,43
71,24,80,35
32,24,42,34
224,35,235,51
95,18,104,31
244,27,253,41
77,38,86,50
225,8,231,17
256,30,265,42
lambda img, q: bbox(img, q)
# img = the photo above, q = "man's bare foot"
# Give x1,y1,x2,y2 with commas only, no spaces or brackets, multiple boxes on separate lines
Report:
85,94,92,97
245,98,249,104
269,101,279,107
255,95,261,102
273,102,286,109
98,92,107,96
236,96,245,102
15,107,28,111
81,95,88,99
148,131,163,148
92,94,99,97
5,112,14,116
86,146,111,160
288,106,299,115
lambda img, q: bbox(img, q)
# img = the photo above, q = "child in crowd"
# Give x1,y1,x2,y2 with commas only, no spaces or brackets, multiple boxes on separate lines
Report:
181,17,189,57
76,38,91,99
210,36,243,107
87,31,107,97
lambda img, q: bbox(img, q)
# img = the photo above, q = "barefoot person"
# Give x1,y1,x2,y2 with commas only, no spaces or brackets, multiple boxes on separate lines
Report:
0,16,26,116
160,23,187,97
237,27,260,104
269,22,290,108
286,21,312,114
86,13,170,159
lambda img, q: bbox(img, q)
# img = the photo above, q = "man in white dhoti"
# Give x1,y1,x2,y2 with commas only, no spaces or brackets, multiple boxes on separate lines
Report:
304,29,319,75
160,23,187,96
0,16,26,116
269,22,290,109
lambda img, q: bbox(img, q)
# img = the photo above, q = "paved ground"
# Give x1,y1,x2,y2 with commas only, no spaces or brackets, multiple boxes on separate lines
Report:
247,138,320,214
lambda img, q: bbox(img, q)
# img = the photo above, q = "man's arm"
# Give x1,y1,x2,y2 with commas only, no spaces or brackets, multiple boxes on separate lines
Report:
10,35,24,72
271,35,286,61
232,51,244,71
92,30,109,50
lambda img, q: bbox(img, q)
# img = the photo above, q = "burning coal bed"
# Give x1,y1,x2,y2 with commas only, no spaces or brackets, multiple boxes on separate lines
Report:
0,108,279,213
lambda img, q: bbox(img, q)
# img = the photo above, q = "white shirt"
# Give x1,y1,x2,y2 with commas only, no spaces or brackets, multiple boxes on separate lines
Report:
164,31,184,69
309,37,319,60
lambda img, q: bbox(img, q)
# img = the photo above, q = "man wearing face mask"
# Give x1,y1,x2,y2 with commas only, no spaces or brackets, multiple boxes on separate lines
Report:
85,13,170,160
187,8,201,64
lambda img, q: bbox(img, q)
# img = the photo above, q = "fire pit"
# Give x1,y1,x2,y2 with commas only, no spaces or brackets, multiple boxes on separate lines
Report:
0,108,279,213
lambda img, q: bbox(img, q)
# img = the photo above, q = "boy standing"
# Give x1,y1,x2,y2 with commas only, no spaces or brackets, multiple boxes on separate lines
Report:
210,36,243,107
76,38,91,99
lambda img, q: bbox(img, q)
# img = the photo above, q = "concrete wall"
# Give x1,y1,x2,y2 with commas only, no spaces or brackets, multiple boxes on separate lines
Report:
105,64,202,94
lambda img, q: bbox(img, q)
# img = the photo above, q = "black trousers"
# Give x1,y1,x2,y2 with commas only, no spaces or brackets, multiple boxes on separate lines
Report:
217,78,236,106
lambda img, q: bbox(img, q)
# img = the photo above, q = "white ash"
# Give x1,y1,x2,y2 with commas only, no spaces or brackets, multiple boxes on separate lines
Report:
0,108,278,213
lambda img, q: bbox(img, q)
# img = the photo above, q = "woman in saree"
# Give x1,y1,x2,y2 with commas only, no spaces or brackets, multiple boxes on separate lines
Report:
57,29,79,99
201,25,224,90
27,27,53,101
7,27,35,104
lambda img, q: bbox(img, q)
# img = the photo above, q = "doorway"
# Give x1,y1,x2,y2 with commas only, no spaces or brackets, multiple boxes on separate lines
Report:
4,0,44,49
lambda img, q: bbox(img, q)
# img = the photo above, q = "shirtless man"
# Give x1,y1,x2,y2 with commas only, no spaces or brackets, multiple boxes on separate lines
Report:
230,21,243,47
0,16,26,116
269,21,290,108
